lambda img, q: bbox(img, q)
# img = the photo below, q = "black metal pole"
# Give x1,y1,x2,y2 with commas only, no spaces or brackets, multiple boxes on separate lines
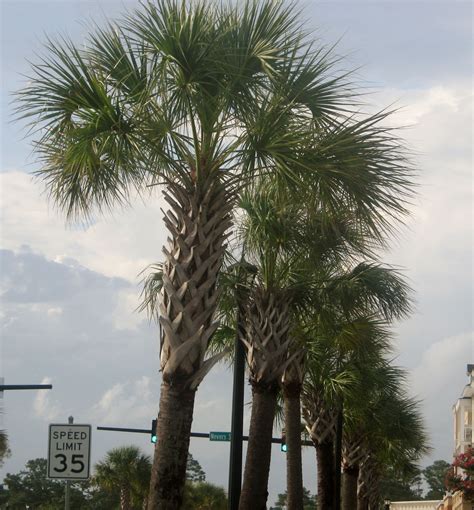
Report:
228,311,246,510
97,426,211,439
334,398,344,510
97,425,312,445
0,384,53,390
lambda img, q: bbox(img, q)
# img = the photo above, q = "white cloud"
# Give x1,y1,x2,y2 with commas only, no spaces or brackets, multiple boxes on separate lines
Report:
90,377,157,426
47,307,63,317
412,332,473,397
410,332,474,461
112,288,146,331
0,172,168,282
33,377,61,421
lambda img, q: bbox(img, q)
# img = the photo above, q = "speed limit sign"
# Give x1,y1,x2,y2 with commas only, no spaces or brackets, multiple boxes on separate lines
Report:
47,423,91,479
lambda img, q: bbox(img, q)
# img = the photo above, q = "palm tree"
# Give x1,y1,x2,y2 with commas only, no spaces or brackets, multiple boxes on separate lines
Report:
94,446,151,510
341,363,429,510
301,262,412,509
235,184,371,509
16,1,372,506
17,1,415,506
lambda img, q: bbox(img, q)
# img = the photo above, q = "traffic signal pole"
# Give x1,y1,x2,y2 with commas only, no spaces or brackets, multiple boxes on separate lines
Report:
228,310,246,510
0,384,53,391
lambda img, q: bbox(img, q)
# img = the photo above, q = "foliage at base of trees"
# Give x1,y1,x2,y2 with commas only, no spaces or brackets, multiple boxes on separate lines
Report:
182,482,227,510
0,458,116,509
379,471,423,502
273,487,317,509
422,460,451,499
0,451,224,509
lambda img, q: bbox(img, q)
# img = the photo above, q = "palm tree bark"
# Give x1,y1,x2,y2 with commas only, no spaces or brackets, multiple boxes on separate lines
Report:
316,439,335,510
120,485,131,510
239,385,278,510
341,466,359,510
357,495,369,510
147,178,231,509
148,384,196,510
284,384,304,510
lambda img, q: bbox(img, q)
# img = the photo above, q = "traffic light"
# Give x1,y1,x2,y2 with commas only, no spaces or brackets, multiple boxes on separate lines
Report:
281,429,287,452
151,419,157,444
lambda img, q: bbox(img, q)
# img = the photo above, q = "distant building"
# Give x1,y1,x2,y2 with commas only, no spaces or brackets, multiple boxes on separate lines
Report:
453,364,473,460
390,365,474,510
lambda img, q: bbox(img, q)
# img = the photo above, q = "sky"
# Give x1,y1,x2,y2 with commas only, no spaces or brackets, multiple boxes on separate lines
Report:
0,0,473,504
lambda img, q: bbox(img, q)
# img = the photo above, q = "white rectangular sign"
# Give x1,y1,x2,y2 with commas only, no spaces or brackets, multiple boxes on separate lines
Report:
47,424,91,480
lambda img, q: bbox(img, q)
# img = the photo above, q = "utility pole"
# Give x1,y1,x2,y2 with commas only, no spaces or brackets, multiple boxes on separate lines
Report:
228,306,246,510
227,255,256,510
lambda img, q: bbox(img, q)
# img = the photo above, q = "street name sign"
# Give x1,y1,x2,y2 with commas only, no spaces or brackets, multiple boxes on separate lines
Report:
209,431,231,441
47,424,91,480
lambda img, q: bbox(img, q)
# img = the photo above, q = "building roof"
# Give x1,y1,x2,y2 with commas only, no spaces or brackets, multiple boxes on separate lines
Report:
461,383,473,398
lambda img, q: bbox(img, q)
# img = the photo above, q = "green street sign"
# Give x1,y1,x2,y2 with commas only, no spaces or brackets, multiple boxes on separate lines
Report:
209,431,231,442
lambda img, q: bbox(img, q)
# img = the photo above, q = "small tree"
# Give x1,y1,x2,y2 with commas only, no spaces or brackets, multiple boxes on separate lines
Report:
94,446,151,510
182,481,227,510
423,460,451,499
186,453,206,482
0,430,10,467
274,487,317,509
0,458,90,508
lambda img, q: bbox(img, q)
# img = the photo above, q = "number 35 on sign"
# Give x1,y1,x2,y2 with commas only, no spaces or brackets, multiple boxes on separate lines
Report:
48,424,91,480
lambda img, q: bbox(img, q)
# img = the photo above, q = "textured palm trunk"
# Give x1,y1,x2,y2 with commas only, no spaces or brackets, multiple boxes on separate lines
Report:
284,387,304,510
341,466,359,510
239,287,291,510
303,393,337,510
239,385,278,510
120,485,131,510
357,455,376,510
148,384,195,509
148,177,232,510
357,495,369,510
342,435,365,510
282,350,305,510
316,439,335,510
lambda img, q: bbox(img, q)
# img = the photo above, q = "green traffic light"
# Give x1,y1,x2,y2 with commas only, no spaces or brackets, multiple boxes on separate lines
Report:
151,419,157,444
281,444,287,452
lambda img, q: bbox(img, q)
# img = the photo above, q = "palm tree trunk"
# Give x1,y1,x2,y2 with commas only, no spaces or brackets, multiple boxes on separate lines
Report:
357,495,369,510
120,485,131,510
316,439,335,510
239,385,278,510
147,178,231,509
341,466,359,510
148,383,196,510
284,384,304,510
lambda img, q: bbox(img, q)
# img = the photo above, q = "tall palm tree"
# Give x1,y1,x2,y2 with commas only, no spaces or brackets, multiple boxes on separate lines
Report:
94,446,152,510
302,262,411,509
16,0,365,506
17,1,414,506
341,364,429,510
235,184,371,509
